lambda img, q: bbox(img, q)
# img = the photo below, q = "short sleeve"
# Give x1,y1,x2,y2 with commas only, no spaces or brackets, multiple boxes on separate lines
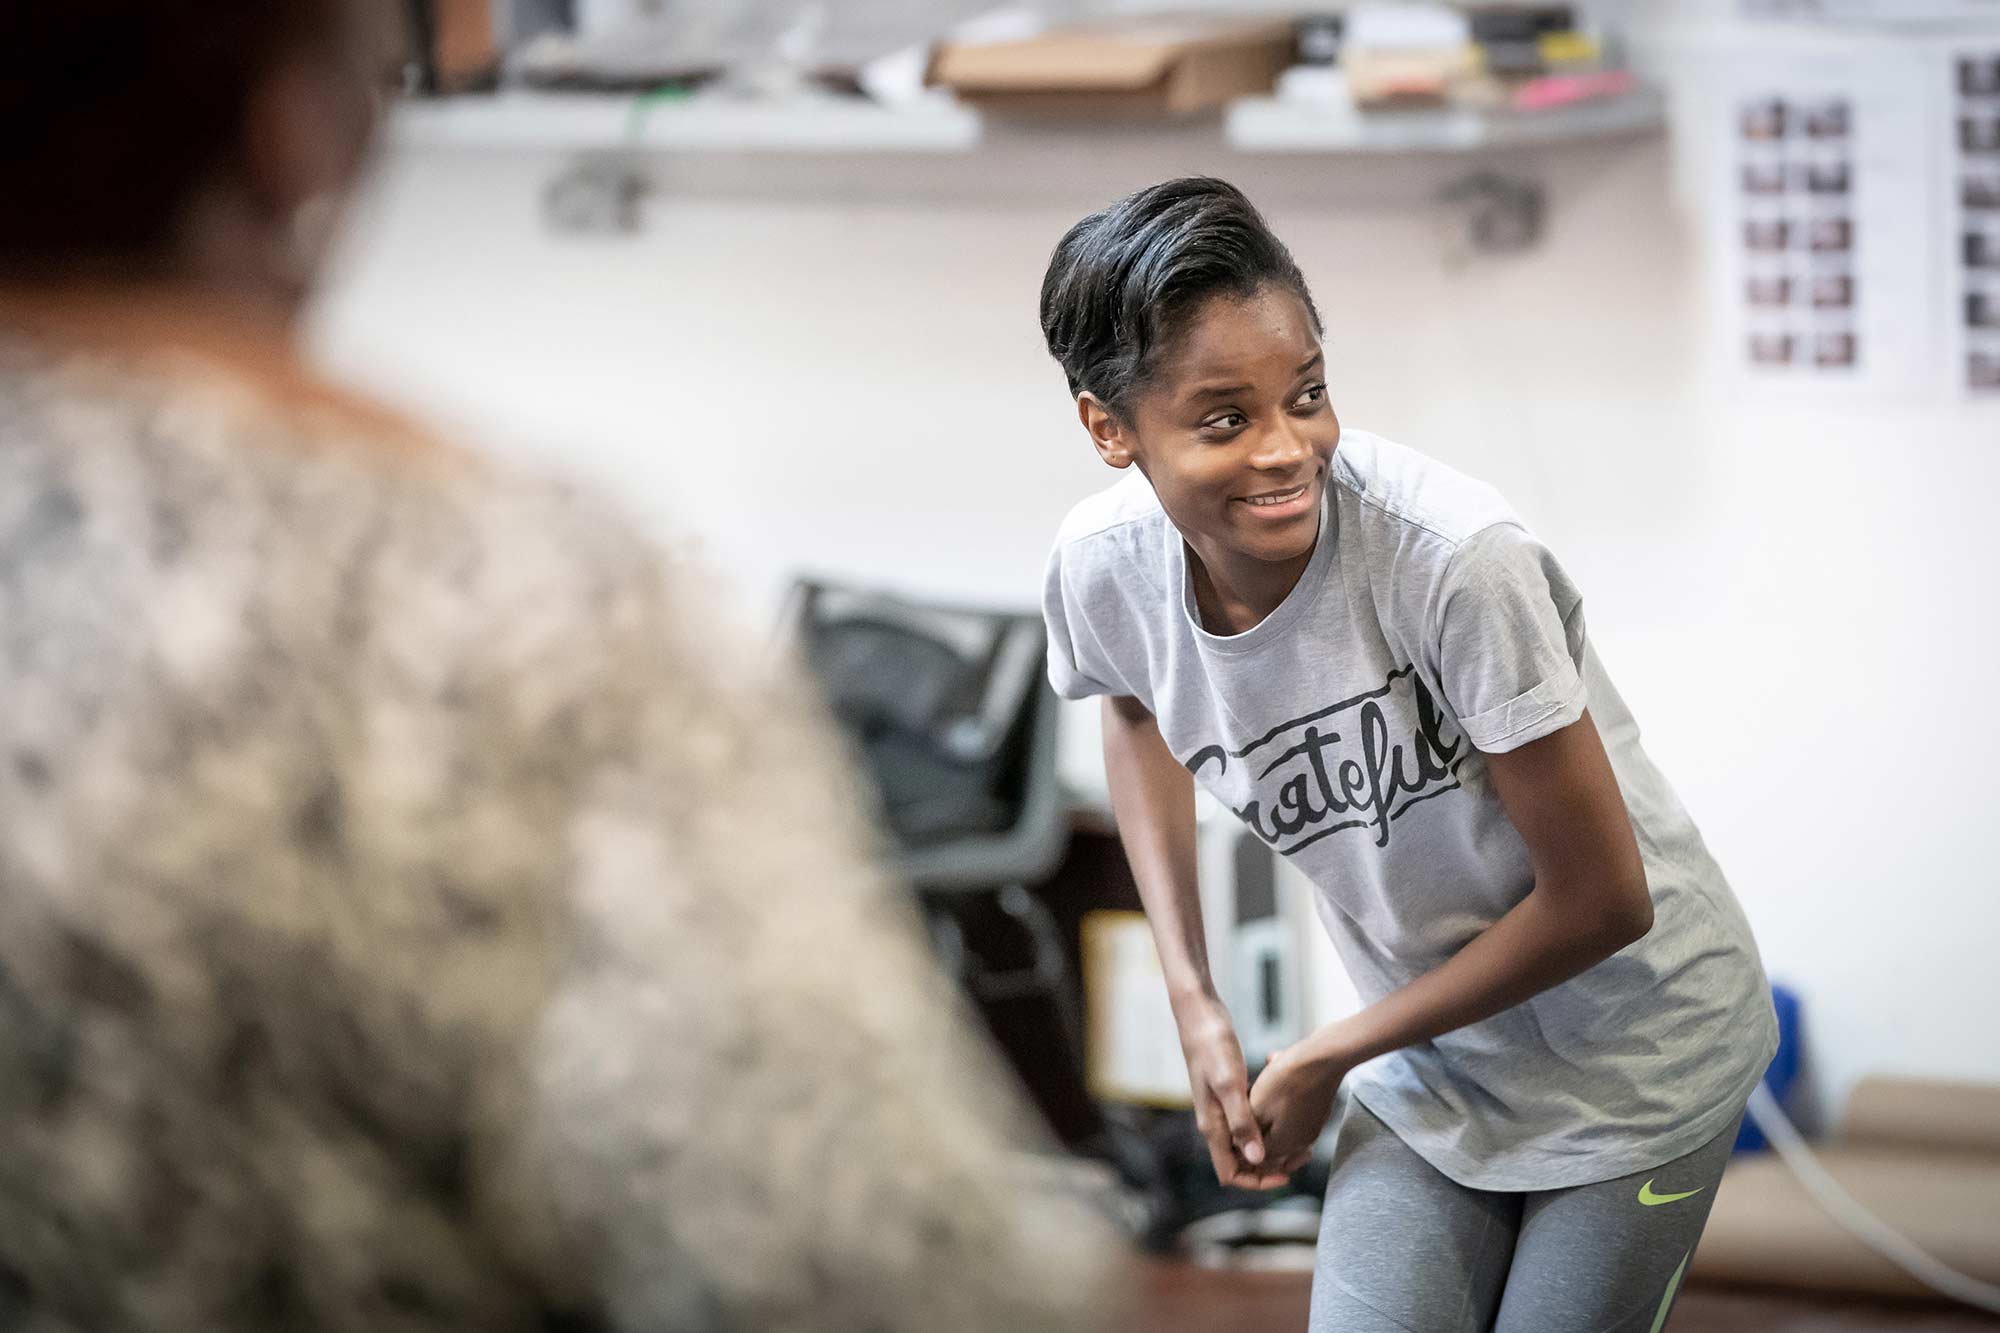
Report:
1430,523,1589,754
1041,539,1126,701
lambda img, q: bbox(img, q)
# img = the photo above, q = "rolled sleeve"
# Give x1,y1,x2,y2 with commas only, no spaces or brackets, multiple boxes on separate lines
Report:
1431,523,1589,754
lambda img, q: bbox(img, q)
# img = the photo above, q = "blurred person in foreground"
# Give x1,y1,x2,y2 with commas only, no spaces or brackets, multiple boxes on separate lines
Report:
0,2,1117,1328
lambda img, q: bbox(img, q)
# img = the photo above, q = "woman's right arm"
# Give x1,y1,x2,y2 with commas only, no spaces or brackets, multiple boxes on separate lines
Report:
1099,695,1287,1190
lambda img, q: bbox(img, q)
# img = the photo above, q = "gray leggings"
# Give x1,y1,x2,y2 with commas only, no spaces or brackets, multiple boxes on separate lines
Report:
1311,1101,1743,1333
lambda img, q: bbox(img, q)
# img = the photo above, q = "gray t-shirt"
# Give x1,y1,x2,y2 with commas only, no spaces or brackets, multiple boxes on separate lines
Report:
1044,429,1778,1190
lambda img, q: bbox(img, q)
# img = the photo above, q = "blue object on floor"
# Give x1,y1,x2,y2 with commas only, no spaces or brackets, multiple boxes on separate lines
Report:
1733,982,1801,1153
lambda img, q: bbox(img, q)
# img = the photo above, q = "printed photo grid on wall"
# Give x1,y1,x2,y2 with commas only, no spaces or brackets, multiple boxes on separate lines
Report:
1714,46,1936,402
1956,50,2000,395
1737,92,1860,377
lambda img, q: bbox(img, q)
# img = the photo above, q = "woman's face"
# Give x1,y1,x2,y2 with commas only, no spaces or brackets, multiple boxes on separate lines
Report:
1092,283,1340,575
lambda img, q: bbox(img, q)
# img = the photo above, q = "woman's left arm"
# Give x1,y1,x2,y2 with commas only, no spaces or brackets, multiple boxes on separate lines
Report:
1250,708,1652,1169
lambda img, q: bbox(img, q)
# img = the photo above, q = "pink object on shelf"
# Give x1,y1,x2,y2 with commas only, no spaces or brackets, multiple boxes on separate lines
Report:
1511,69,1638,113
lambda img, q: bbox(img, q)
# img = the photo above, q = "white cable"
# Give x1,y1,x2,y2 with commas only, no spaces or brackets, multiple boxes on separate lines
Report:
1745,1082,2000,1315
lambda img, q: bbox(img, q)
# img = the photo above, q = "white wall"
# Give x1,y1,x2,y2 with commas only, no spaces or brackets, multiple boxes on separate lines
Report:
314,49,2000,1119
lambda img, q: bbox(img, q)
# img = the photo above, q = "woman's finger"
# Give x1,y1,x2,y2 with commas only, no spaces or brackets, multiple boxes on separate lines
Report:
1217,1080,1266,1166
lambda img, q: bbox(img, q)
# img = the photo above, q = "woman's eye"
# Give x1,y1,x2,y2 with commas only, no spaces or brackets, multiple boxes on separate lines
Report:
1202,412,1247,433
1293,384,1327,410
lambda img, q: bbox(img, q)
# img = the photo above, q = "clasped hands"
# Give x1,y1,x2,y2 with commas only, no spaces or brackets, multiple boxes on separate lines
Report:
1178,997,1353,1190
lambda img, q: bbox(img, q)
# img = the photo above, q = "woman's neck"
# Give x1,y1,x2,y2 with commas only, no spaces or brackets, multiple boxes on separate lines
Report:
0,277,300,374
1186,535,1317,636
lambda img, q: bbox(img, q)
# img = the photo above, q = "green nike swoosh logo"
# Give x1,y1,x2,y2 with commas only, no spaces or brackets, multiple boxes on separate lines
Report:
1637,1179,1705,1206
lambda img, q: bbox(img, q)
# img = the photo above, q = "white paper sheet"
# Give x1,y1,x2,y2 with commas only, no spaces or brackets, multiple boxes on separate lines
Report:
1081,911,1193,1107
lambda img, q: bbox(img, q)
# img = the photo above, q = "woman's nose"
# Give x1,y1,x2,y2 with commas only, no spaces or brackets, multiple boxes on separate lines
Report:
1249,417,1314,470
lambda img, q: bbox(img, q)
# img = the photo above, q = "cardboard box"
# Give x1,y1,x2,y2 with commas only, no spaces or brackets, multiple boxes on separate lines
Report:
928,17,1297,118
433,0,501,91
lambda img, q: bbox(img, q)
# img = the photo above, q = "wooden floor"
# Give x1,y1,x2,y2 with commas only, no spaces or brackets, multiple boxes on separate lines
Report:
1129,1260,2000,1332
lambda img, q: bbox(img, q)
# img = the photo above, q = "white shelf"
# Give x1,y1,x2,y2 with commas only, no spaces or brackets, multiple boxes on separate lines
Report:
394,87,1667,160
392,91,982,154
1225,88,1666,154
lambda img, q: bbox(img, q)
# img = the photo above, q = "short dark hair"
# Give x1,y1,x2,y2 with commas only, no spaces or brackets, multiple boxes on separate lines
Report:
1038,177,1321,417
0,0,348,278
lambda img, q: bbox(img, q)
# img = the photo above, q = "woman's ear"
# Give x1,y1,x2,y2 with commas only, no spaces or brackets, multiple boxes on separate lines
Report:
1077,393,1136,469
239,42,377,233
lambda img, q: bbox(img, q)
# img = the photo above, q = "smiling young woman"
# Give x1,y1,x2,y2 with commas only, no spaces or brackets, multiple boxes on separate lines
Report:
1038,177,1778,1332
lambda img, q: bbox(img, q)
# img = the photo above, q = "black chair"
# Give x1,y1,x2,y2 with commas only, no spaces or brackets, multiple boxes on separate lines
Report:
778,579,1083,1103
781,579,1302,1248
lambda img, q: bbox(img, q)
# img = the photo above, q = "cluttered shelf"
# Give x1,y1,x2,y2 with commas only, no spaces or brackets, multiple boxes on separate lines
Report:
393,5,1659,159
